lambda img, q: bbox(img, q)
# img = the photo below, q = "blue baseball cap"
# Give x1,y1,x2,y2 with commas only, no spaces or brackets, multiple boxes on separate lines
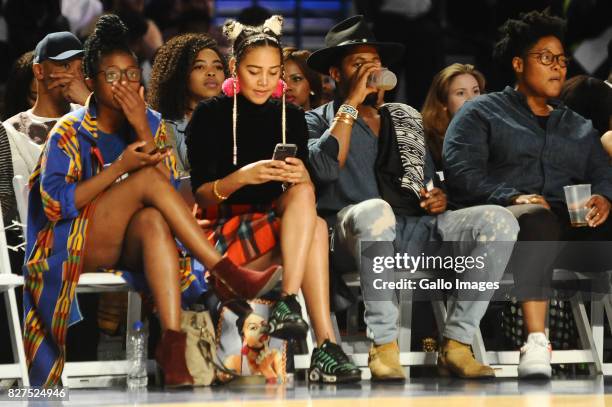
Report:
34,31,84,63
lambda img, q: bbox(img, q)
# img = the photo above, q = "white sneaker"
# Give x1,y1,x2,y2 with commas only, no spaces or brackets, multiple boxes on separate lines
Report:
518,332,552,379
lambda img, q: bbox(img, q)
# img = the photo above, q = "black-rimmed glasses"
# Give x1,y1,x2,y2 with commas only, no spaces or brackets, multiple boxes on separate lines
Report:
98,66,141,83
528,51,570,68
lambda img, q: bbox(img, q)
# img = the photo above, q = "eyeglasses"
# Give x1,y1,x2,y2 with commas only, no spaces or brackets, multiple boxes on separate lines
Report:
528,51,570,68
98,66,141,83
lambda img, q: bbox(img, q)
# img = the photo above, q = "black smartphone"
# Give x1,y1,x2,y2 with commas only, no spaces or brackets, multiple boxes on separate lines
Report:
272,143,298,161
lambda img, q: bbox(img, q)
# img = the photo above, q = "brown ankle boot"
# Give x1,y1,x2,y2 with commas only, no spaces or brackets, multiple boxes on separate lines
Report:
209,257,282,301
155,330,194,387
437,338,495,379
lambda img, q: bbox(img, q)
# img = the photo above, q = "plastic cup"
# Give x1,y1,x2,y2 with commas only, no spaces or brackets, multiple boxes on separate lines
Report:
563,184,591,227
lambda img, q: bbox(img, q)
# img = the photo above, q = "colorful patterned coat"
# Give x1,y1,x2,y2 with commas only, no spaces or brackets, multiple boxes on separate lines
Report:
22,97,205,386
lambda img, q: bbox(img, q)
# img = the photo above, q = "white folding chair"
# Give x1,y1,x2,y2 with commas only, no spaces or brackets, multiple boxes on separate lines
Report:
12,175,142,388
0,207,29,386
473,270,604,377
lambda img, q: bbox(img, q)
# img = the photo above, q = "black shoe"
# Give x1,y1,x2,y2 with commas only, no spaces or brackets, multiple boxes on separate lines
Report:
267,294,309,340
309,340,362,384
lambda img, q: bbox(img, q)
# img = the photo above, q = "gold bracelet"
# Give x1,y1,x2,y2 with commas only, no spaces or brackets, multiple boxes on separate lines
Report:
213,179,228,201
333,117,354,126
336,113,355,121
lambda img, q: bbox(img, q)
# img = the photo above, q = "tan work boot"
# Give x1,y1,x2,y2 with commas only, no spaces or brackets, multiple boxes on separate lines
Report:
437,338,495,378
368,342,406,381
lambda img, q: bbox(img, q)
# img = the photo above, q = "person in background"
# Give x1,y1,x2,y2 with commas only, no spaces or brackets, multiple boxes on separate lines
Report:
421,63,485,170
282,47,323,111
443,9,612,379
5,32,90,144
319,75,336,106
148,34,227,173
187,16,362,384
2,51,36,121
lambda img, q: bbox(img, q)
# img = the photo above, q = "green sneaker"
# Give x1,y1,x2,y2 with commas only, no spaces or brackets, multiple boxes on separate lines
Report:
309,340,362,383
267,294,309,340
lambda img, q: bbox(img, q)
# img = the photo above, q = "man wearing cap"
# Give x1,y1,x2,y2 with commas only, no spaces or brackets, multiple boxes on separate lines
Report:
306,15,519,380
6,31,90,144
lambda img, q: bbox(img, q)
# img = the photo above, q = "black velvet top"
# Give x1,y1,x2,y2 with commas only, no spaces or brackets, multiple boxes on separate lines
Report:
186,94,309,205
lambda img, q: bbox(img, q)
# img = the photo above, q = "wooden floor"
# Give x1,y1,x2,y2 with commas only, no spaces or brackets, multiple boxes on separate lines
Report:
110,395,612,407
61,377,612,407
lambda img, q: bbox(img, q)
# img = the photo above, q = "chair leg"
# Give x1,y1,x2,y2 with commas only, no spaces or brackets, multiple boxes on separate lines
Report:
591,295,605,368
297,291,315,354
5,289,29,386
431,300,447,341
570,293,602,375
397,287,412,353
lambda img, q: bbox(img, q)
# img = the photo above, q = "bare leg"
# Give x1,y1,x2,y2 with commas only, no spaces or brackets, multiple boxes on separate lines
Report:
300,217,336,346
522,300,548,335
83,166,222,273
118,208,182,331
276,183,317,295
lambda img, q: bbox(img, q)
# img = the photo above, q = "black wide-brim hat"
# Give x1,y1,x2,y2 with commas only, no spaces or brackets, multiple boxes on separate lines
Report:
307,15,405,75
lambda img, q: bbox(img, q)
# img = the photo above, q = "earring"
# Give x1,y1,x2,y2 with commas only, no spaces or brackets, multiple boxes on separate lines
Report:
272,79,287,98
309,91,315,96
222,76,240,97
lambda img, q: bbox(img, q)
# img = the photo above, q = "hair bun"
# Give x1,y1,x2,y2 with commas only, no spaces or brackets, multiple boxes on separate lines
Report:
262,15,283,36
223,19,245,42
94,14,129,44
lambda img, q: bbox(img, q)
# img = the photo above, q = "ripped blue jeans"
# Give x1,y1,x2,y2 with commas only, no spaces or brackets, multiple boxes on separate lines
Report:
332,198,519,345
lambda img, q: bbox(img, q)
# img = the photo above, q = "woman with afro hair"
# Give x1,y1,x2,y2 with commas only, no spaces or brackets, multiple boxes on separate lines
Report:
22,15,280,387
148,34,228,173
443,9,612,379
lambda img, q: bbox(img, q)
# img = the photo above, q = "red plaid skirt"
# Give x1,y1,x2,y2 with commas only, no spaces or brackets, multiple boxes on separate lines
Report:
199,203,280,266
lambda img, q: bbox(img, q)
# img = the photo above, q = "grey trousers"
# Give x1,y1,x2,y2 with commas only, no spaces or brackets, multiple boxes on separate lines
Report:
332,199,519,345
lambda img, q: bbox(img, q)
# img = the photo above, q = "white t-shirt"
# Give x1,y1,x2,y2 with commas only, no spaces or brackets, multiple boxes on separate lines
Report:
5,105,81,145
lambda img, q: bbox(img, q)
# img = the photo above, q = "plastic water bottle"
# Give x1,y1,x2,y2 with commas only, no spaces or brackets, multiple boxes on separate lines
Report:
127,321,148,389
367,68,398,91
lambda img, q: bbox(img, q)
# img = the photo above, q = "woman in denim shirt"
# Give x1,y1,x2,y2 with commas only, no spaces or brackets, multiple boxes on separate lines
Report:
443,10,612,379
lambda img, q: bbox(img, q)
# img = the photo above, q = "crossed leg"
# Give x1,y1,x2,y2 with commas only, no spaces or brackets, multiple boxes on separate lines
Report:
82,166,224,331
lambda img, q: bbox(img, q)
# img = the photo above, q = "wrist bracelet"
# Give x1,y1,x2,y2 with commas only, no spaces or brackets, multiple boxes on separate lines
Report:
336,113,355,121
333,117,354,126
338,104,358,120
213,179,228,201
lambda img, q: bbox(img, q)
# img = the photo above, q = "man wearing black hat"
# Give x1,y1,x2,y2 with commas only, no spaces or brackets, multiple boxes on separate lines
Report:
306,16,519,380
6,31,90,144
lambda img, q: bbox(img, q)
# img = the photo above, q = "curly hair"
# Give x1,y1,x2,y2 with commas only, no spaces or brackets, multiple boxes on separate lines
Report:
283,47,323,108
83,14,135,79
148,34,228,120
2,51,35,120
493,8,566,68
421,63,485,168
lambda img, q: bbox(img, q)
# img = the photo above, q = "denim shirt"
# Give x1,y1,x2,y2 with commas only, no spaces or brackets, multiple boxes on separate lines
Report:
306,100,381,216
442,86,612,207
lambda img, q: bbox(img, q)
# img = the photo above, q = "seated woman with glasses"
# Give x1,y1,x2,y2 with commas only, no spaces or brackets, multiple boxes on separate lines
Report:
22,15,280,388
443,9,612,379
